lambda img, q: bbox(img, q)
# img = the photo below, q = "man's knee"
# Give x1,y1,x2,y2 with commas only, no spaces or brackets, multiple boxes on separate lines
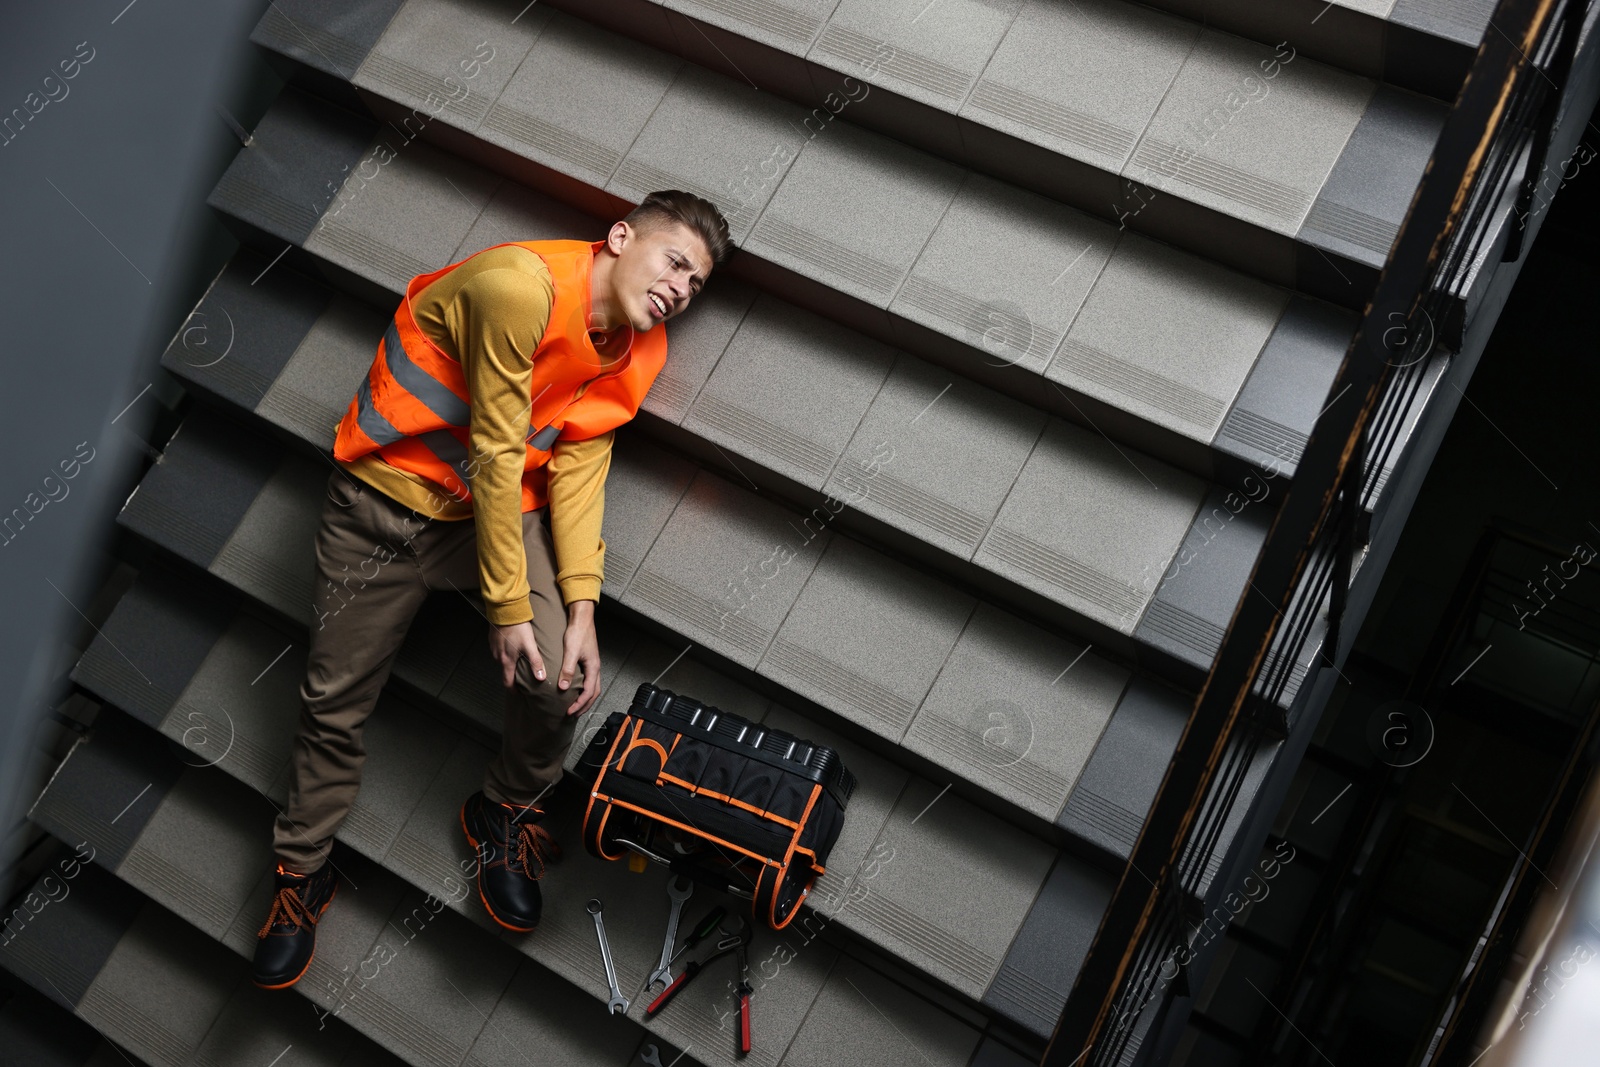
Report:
511,662,578,707
509,674,581,732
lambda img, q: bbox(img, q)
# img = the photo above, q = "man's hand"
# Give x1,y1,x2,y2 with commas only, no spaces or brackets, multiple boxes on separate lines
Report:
559,600,601,716
489,620,545,689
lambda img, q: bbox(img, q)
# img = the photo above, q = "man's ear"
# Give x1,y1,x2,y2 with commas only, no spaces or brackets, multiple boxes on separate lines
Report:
606,220,631,256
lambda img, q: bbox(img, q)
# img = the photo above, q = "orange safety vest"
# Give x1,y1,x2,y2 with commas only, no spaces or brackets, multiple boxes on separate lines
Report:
332,239,666,510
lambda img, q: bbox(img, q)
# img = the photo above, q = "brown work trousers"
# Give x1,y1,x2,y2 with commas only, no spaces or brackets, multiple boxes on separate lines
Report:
272,469,581,874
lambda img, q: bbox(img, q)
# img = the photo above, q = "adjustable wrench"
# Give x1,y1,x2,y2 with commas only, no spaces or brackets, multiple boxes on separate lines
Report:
645,876,694,995
587,898,630,1014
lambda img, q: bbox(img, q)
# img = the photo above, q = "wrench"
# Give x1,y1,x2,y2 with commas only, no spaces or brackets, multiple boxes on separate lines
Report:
645,876,694,995
640,1045,665,1067
587,898,630,1014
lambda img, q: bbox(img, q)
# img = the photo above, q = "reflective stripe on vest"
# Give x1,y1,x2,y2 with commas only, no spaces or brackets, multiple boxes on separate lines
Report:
357,325,575,476
381,320,469,427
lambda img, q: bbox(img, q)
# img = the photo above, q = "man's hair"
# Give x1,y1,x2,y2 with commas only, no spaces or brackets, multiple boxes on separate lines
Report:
624,190,733,267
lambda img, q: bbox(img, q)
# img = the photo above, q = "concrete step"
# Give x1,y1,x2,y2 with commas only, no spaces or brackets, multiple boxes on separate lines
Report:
0,852,420,1067
252,0,1448,312
212,73,1449,678
58,588,1104,1054
128,367,1249,873
219,65,1360,493
29,713,1052,1067
568,0,1453,291
91,449,1146,1022
0,984,147,1067
174,220,1282,698
100,400,1288,1023
1128,0,1493,95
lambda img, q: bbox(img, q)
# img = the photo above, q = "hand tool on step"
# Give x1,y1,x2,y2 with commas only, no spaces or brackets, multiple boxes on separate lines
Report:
640,1045,665,1067
587,898,630,1014
655,904,726,983
645,915,755,1055
734,931,753,1057
644,875,694,996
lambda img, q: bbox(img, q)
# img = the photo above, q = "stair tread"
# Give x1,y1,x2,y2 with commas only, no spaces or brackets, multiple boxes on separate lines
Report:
0,991,129,1067
234,22,1363,473
204,85,1261,492
338,0,1440,283
123,400,1172,841
113,270,1278,1057
71,552,1079,1004
675,0,1458,245
199,133,1282,679
93,420,1278,1029
3,831,638,1067
660,0,1493,71
1,861,384,1067
41,667,1007,1063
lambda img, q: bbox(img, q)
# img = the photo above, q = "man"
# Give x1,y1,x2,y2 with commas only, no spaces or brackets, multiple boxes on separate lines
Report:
251,190,730,989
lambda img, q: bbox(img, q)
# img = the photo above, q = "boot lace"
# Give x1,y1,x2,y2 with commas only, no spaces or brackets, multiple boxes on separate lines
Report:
497,812,562,881
258,875,319,939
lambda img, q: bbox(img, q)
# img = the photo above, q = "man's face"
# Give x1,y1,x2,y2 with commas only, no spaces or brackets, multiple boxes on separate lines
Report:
605,220,712,332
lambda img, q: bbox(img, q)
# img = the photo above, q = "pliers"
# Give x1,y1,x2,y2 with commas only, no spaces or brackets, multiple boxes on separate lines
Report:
645,914,754,1057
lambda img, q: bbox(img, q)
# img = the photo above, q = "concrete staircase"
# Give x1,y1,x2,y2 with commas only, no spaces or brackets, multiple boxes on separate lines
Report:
86,398,1179,1033
30,596,1042,1065
4,768,657,1067
0,971,177,1067
201,86,1290,683
3,0,1486,1063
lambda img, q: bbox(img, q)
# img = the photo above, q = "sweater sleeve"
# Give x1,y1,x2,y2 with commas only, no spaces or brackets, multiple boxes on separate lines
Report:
449,265,555,627
547,431,613,604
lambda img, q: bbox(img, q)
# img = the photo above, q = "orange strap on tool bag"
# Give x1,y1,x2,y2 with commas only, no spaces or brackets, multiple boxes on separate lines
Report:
576,683,855,929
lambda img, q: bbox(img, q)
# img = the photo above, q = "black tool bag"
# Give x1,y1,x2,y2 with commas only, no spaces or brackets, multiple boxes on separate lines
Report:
575,683,855,929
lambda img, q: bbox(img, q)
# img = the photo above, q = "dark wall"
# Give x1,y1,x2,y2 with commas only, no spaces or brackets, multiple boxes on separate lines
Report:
0,1,277,855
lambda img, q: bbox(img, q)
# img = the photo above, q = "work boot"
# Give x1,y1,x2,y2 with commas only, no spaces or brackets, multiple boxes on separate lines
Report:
460,791,562,932
251,862,338,989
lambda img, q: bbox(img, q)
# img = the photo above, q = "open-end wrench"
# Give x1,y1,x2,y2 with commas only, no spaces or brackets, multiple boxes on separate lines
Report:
644,876,694,995
587,898,630,1014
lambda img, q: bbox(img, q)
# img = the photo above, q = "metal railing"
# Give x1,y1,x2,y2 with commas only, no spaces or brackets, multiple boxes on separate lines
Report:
1043,1,1589,1062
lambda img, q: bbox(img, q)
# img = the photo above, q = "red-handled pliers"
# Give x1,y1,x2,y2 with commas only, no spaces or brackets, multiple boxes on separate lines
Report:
733,929,752,1056
645,916,754,1056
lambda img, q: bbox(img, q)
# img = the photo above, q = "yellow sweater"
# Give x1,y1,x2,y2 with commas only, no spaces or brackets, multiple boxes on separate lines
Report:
337,244,616,626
